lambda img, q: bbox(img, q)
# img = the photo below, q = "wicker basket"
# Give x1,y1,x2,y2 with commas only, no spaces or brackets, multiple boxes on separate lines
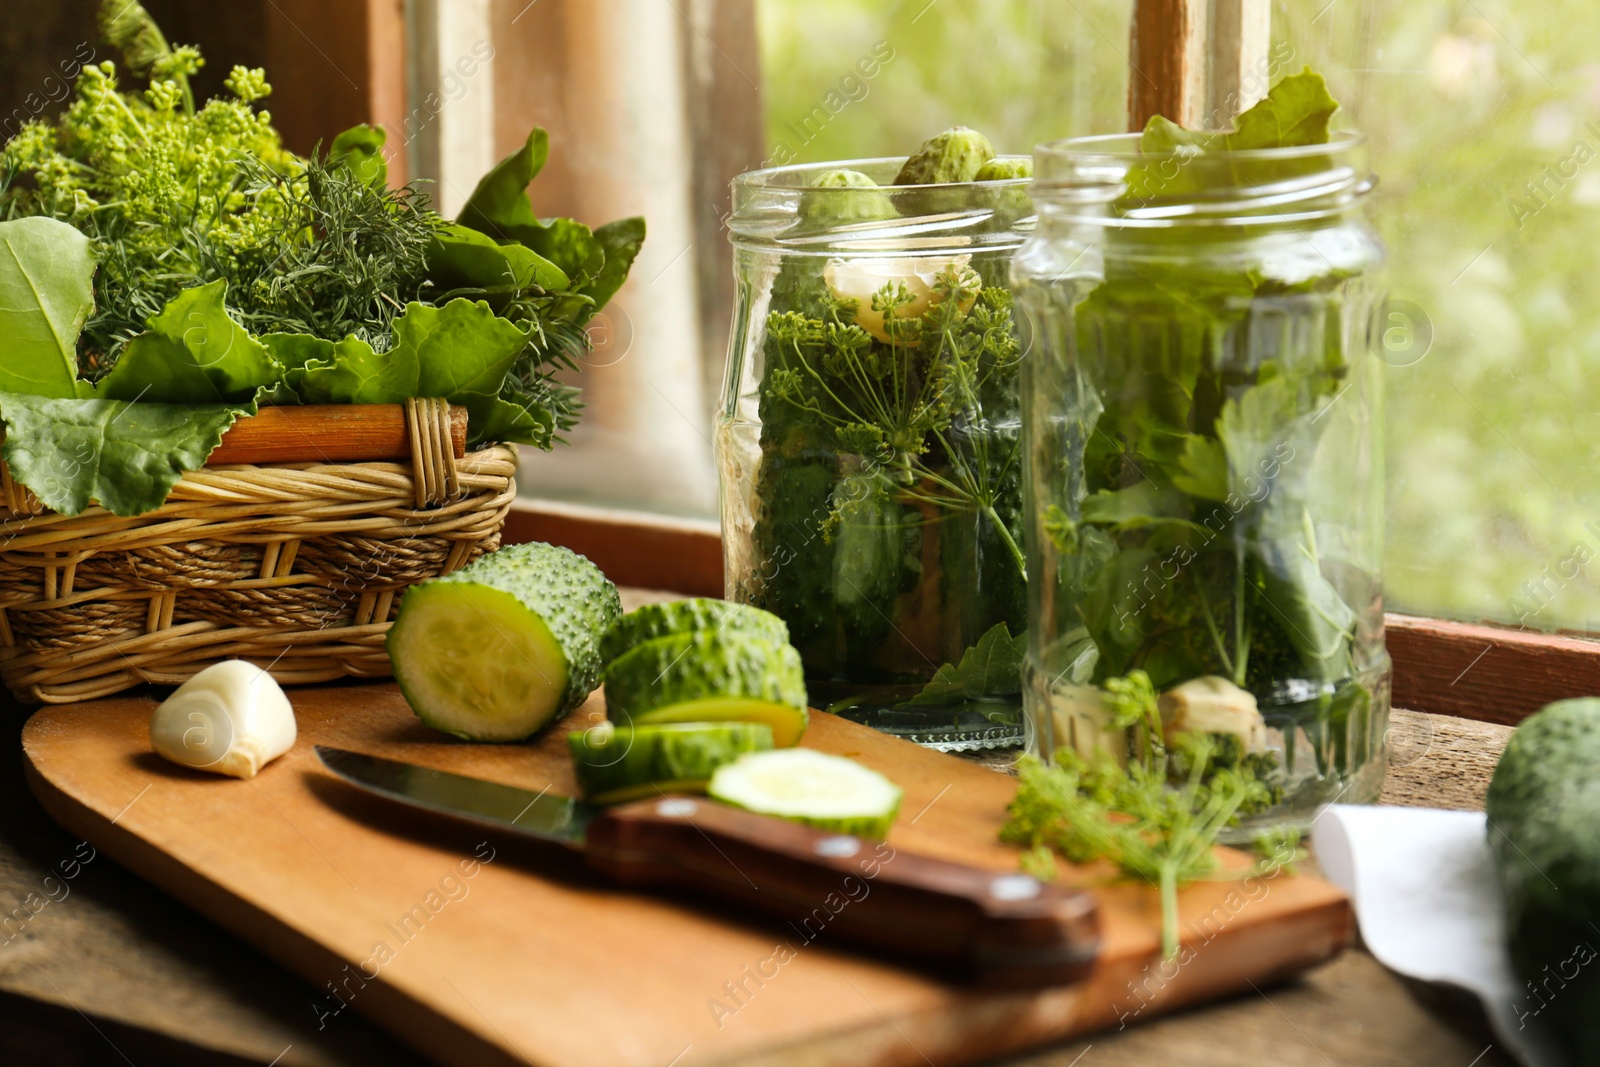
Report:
0,397,516,703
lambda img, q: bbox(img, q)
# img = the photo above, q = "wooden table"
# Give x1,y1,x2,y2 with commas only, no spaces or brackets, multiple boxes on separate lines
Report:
0,698,1517,1067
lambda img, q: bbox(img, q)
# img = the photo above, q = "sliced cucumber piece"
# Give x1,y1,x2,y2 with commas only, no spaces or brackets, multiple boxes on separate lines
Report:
387,542,621,741
568,721,774,804
603,631,809,747
599,598,788,665
708,749,903,838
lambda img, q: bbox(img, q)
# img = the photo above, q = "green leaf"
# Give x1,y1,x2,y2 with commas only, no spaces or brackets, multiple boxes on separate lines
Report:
526,217,601,281
260,333,334,374
0,392,248,517
290,335,418,405
95,281,282,404
1124,69,1338,204
0,217,96,399
282,300,528,438
577,217,646,319
407,299,529,400
1080,483,1196,530
1224,69,1339,151
906,622,1027,705
1171,434,1229,501
428,224,569,296
457,128,552,248
477,388,557,450
329,124,389,188
1139,115,1217,155
1217,376,1299,488
1253,496,1357,683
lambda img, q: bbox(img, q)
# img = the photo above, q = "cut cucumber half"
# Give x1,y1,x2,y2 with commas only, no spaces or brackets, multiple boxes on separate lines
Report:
603,630,809,747
599,598,788,665
708,749,903,838
567,721,774,804
387,542,621,741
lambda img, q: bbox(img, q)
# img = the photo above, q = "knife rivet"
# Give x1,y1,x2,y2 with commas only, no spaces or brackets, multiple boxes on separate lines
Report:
814,835,861,858
656,799,699,818
989,874,1042,901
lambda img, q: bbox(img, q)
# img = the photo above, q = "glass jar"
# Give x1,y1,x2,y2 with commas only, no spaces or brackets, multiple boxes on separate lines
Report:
1012,133,1389,830
719,159,1034,750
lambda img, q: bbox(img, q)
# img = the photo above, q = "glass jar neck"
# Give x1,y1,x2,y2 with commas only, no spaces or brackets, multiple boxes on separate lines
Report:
1030,132,1374,233
728,156,1034,257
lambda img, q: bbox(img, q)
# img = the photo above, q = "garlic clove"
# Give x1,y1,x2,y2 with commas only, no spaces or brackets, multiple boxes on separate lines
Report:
150,661,297,779
823,254,979,344
1158,675,1269,753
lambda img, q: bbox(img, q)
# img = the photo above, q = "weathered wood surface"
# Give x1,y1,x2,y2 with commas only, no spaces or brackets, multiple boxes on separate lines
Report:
1,701,1515,1067
22,685,1349,1067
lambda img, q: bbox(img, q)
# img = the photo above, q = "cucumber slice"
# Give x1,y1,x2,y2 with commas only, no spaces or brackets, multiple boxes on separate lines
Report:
567,721,774,804
708,749,903,838
599,598,788,665
603,631,809,747
387,542,621,741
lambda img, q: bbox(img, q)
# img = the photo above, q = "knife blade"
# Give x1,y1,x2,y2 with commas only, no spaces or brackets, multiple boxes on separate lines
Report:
315,746,1099,987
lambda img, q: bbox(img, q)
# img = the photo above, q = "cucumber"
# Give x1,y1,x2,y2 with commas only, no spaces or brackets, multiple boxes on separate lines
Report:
387,542,621,741
708,749,903,838
567,721,774,804
603,630,809,747
599,598,789,664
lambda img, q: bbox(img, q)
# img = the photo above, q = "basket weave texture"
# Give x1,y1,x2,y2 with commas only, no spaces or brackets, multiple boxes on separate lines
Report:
0,398,516,704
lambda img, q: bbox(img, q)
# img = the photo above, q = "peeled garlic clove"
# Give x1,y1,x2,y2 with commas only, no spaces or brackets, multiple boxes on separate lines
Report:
150,661,297,779
1158,675,1269,753
823,254,978,344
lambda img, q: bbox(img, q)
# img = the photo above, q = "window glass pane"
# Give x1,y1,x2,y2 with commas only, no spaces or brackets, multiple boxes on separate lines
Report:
759,0,1600,633
1276,0,1600,632
758,0,1130,162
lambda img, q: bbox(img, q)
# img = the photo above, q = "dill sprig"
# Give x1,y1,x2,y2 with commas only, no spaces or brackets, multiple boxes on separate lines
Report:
226,154,441,350
1000,670,1286,960
764,269,1027,576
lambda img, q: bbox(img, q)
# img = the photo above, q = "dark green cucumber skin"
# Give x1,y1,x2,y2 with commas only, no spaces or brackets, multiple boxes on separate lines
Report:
390,541,621,719
567,722,774,802
599,599,789,665
1486,697,1600,1061
602,631,808,721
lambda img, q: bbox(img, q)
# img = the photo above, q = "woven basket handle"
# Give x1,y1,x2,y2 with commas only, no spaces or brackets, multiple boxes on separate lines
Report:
405,397,461,508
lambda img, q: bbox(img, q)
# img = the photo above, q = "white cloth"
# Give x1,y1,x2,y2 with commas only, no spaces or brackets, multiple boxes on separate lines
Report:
1311,805,1567,1067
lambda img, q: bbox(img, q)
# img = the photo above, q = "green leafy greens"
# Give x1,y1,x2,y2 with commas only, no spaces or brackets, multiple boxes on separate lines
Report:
0,1,644,517
906,621,1027,706
1034,67,1379,779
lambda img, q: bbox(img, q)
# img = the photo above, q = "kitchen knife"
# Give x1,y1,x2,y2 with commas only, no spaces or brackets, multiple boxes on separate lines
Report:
315,745,1099,987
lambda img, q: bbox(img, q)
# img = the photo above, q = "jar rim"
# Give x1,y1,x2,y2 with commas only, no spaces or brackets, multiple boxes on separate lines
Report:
1033,130,1368,165
733,154,1033,193
1027,130,1373,223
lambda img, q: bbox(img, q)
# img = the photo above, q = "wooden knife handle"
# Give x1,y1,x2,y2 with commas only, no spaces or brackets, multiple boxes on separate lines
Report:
583,796,1099,987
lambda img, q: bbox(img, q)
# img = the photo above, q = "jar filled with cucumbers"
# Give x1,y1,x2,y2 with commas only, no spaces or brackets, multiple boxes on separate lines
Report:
1011,72,1390,833
720,128,1035,752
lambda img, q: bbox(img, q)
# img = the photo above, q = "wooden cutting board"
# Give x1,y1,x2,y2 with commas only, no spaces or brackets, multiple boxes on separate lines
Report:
22,682,1351,1067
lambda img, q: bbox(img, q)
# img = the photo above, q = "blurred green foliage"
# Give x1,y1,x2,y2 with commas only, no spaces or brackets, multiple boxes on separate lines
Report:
758,0,1600,634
